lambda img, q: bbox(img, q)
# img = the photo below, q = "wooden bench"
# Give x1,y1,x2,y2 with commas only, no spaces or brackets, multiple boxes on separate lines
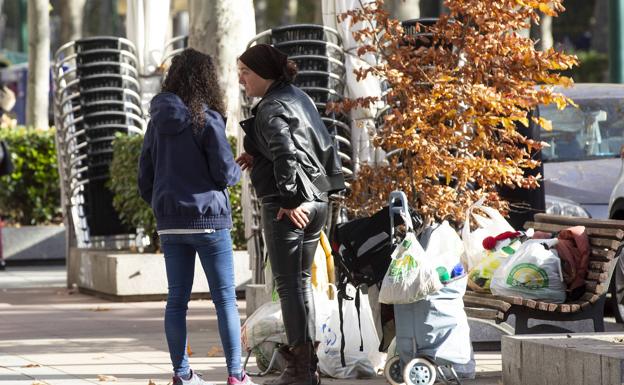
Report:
463,213,624,334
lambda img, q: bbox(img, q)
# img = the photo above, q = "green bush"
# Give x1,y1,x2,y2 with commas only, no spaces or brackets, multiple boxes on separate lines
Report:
108,133,156,248
0,127,62,225
109,133,246,251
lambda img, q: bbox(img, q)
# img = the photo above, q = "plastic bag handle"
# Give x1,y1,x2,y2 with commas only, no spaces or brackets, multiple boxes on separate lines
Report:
389,191,413,240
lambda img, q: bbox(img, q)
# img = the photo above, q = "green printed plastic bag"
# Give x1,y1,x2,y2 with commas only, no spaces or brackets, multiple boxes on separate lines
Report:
490,239,566,303
379,232,442,304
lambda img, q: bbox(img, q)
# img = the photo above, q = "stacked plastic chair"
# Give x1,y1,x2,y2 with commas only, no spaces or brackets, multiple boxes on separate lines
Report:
53,36,145,247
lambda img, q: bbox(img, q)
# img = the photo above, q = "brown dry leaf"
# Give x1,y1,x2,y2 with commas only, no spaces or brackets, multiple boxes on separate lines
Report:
207,345,223,357
147,380,157,385
23,363,41,368
31,382,49,385
92,307,111,312
97,374,118,381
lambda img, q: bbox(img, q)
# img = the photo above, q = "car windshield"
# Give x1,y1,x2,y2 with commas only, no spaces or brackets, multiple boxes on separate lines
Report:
540,98,624,162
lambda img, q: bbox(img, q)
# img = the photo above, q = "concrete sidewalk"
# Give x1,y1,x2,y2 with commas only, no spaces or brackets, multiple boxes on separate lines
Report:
0,266,503,385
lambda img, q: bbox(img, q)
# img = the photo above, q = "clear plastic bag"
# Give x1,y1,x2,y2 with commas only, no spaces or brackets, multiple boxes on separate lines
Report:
241,301,287,353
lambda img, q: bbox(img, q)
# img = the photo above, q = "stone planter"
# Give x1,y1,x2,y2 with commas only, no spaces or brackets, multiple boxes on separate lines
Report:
502,333,624,385
68,247,252,301
2,225,65,262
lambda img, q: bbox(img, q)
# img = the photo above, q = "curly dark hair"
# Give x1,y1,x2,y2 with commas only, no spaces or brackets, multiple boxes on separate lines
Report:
161,48,226,135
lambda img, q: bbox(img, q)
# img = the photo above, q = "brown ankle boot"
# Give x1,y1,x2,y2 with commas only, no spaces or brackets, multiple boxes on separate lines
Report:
264,344,318,385
290,343,319,385
264,345,296,385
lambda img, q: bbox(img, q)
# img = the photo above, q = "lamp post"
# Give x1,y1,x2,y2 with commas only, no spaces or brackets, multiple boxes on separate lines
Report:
610,0,624,83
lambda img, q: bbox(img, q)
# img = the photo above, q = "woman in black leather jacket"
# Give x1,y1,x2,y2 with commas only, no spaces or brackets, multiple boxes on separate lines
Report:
237,44,345,385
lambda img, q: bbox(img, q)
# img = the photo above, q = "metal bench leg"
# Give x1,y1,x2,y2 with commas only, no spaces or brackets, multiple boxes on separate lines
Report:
514,313,530,334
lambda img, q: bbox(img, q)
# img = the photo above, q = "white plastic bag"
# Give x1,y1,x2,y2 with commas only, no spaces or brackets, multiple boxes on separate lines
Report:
461,197,514,270
317,284,385,378
379,231,442,304
490,239,566,303
425,220,464,272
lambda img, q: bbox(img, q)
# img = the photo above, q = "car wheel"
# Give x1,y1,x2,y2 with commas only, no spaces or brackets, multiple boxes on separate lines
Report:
609,255,624,323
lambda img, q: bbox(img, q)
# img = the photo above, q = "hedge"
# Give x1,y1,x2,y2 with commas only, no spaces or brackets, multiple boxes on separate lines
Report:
0,127,62,225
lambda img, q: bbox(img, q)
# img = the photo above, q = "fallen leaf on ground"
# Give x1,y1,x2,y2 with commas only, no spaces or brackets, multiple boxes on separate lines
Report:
92,307,111,312
147,380,156,385
23,363,41,368
97,374,118,381
31,381,49,385
207,345,223,357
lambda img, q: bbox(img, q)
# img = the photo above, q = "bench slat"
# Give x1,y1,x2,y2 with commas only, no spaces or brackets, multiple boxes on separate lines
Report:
586,281,608,295
586,271,610,282
589,248,617,262
534,214,624,230
524,222,624,240
464,307,504,321
464,290,524,305
463,294,511,312
580,292,601,304
589,261,610,272
589,237,622,250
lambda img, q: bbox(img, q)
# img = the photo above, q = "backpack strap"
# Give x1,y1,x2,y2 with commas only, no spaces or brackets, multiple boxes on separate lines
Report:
337,291,346,367
355,287,364,352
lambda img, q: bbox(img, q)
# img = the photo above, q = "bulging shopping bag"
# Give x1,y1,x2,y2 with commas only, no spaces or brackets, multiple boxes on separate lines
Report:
378,231,442,304
490,239,566,303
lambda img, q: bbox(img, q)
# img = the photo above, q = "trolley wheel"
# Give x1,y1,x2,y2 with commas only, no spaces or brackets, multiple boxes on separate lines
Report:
384,355,405,385
403,357,436,385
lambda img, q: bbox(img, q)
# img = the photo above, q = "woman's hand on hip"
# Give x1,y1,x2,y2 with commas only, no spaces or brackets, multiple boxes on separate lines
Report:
277,206,310,229
235,152,254,171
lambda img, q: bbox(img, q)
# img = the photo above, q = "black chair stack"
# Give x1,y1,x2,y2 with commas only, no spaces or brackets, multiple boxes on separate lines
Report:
244,24,354,184
53,36,145,246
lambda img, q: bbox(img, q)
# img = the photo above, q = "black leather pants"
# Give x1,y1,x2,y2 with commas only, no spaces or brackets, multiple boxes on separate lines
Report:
261,200,328,347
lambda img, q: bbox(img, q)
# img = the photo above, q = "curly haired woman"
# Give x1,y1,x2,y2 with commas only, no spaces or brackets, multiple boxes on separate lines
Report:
138,48,256,385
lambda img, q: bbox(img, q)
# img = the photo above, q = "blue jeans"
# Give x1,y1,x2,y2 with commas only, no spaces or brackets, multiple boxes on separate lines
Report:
160,230,241,377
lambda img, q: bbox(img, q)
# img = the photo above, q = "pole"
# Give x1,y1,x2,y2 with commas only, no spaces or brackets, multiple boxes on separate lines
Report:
609,0,624,83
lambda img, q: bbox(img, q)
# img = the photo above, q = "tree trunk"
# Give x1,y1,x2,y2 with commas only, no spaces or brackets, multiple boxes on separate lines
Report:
281,0,298,25
27,0,50,130
255,0,268,33
313,0,322,25
591,0,609,53
188,0,256,137
540,14,553,51
59,0,86,45
530,12,553,51
387,0,420,21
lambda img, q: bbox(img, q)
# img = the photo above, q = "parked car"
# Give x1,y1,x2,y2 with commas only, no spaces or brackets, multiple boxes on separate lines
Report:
540,83,624,219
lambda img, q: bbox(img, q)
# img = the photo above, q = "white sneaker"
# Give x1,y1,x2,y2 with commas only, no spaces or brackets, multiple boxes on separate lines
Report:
172,370,214,385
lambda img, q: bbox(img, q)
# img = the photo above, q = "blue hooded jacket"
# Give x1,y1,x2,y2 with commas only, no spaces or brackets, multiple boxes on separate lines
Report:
138,92,241,230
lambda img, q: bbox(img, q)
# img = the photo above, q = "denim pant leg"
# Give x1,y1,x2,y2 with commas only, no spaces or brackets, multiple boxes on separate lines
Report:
161,236,197,377
194,230,242,377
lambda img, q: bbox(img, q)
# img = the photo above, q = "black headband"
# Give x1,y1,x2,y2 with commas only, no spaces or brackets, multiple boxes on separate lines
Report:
239,44,288,80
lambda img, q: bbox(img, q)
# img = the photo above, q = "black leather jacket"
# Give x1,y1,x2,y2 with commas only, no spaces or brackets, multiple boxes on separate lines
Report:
240,81,346,209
